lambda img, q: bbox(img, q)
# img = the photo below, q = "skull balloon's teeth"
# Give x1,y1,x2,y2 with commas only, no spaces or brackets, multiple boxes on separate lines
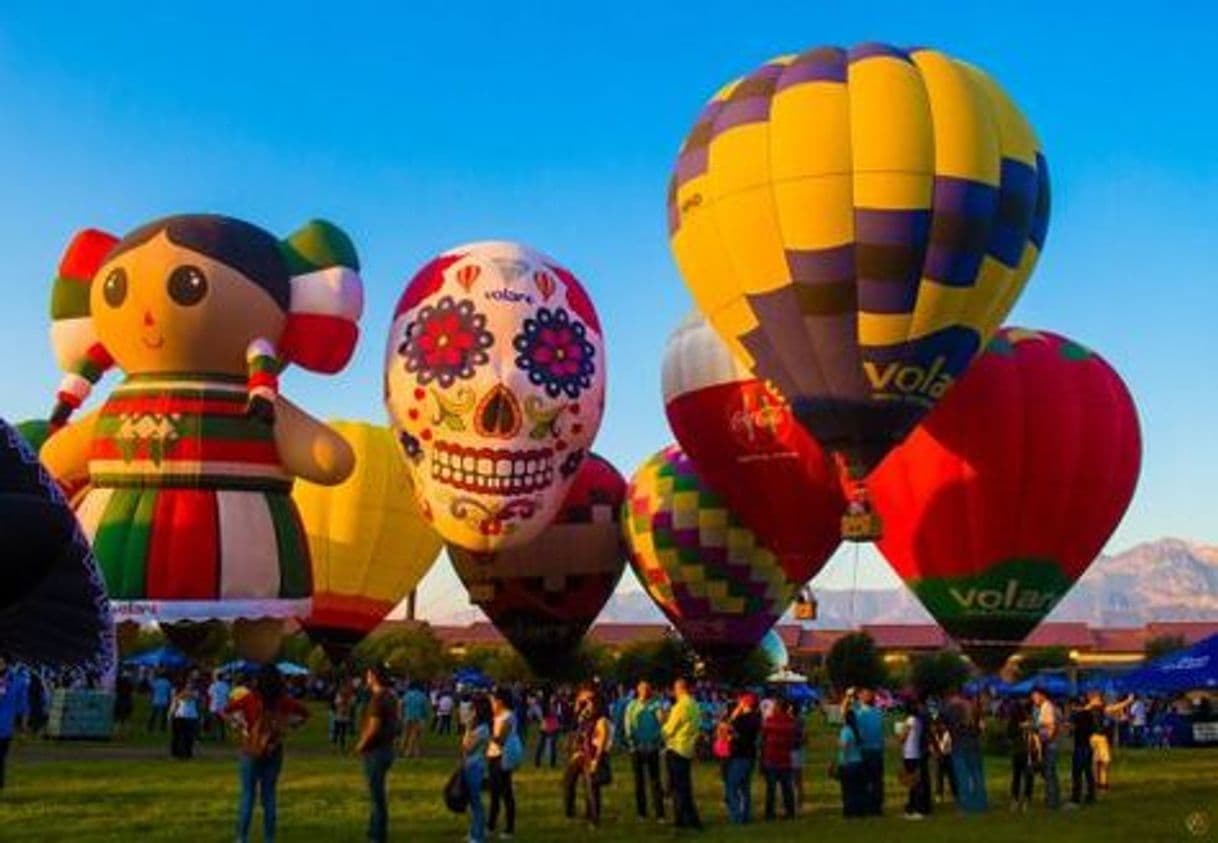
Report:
432,441,555,495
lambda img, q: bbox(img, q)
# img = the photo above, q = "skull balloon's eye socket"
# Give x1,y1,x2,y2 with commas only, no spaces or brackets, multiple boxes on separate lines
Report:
476,385,522,439
167,265,208,307
102,268,128,307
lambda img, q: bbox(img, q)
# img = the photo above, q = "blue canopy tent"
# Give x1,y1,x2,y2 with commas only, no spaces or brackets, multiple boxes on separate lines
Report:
453,667,493,689
276,661,309,677
1119,634,1218,695
124,646,189,669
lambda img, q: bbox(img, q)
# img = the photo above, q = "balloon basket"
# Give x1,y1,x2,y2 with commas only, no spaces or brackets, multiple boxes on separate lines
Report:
841,511,882,542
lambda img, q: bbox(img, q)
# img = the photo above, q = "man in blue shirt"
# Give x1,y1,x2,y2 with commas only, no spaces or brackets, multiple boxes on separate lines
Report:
854,687,886,816
624,681,665,821
148,671,172,733
0,655,25,790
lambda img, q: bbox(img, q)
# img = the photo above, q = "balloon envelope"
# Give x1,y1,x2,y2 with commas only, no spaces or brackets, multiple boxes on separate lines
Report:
0,419,115,674
385,241,606,552
449,453,627,675
293,421,443,661
868,328,1140,668
662,312,844,581
623,445,798,664
668,44,1051,476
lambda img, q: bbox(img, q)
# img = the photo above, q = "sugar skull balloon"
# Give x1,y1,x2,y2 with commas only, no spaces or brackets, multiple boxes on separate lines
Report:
385,241,606,552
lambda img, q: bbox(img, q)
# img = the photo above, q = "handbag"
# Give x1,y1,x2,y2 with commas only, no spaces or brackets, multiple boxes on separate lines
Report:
443,766,470,814
590,756,613,787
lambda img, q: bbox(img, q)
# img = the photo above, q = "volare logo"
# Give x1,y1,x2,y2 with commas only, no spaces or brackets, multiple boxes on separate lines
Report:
484,288,534,305
949,579,1059,614
864,356,953,400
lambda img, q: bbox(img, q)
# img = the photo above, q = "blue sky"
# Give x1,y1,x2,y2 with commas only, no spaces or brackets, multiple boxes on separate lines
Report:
2,3,1215,611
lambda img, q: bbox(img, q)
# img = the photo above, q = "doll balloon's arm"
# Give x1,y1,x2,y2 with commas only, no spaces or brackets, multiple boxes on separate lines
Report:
273,397,354,485
40,409,100,491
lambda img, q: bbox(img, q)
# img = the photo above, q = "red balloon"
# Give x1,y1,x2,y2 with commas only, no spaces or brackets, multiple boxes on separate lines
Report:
868,328,1141,668
663,314,845,585
449,453,627,676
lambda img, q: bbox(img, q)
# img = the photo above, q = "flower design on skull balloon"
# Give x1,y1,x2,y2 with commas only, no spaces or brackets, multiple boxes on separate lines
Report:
400,297,493,388
513,308,596,399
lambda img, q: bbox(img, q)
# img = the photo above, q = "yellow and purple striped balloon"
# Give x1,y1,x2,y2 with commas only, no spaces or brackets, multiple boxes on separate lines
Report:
668,44,1050,477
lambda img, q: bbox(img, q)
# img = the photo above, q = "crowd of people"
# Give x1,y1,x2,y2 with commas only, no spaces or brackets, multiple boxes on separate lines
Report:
0,653,1204,842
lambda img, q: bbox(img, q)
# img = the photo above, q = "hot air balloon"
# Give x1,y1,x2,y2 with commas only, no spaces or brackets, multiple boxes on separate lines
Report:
867,328,1141,669
667,44,1051,483
663,312,845,579
385,241,607,553
38,215,362,661
758,629,789,672
292,420,444,663
623,445,799,670
0,419,115,675
449,453,627,675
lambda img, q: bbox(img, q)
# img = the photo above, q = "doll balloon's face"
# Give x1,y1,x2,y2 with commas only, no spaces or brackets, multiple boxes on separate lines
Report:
91,232,285,375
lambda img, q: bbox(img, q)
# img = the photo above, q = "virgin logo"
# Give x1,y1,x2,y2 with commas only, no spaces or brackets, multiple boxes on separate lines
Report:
729,392,790,449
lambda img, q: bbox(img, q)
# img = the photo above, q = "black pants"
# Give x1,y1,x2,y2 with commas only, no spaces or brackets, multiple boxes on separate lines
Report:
1071,744,1095,805
764,767,795,819
666,750,702,829
563,755,584,819
861,749,884,815
935,753,957,799
170,717,197,759
0,737,9,789
488,756,516,833
437,713,453,735
631,749,664,819
535,732,558,768
1010,753,1033,801
903,757,932,815
584,760,609,826
840,762,866,818
147,704,168,732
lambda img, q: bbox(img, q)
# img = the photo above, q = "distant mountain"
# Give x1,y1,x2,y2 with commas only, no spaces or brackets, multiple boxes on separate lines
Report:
419,538,1218,628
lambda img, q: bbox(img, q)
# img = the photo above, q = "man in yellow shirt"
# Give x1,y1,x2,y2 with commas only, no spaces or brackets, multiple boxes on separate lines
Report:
662,678,703,830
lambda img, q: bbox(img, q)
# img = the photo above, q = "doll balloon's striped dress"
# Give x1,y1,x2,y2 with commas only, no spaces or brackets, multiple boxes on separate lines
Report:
74,373,312,622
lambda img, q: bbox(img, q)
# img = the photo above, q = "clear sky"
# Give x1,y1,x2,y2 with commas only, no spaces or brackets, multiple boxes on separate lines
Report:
2,2,1215,612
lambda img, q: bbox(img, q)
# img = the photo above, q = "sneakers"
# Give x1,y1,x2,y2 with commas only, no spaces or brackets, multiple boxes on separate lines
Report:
903,812,925,821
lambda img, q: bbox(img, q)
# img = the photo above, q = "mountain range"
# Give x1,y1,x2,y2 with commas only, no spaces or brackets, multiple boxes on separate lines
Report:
422,538,1218,628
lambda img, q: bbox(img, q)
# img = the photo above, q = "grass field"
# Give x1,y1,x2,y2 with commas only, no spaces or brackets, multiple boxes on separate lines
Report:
1,703,1213,842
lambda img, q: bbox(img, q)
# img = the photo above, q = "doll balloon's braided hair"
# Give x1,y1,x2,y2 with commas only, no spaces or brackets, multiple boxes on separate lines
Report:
47,213,363,428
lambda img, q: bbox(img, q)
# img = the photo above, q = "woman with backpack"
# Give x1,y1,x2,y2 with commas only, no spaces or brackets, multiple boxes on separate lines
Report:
224,664,309,843
488,688,522,838
462,695,493,843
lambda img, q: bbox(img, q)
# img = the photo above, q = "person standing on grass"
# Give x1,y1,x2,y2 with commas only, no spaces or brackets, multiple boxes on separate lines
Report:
724,691,760,824
837,706,866,818
169,674,202,759
945,688,988,813
930,716,957,803
1068,695,1098,807
624,680,665,822
535,696,560,769
355,665,399,843
580,689,614,828
224,664,309,843
1031,687,1061,809
853,686,885,816
760,697,797,821
899,696,932,820
436,688,455,736
662,678,703,830
488,688,520,839
332,679,355,753
207,671,231,742
1006,700,1036,812
789,702,807,813
148,670,172,733
462,694,492,843
401,681,430,758
0,655,23,792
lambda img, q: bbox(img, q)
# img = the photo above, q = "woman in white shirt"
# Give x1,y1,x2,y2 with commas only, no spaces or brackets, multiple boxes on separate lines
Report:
898,697,931,819
170,676,201,760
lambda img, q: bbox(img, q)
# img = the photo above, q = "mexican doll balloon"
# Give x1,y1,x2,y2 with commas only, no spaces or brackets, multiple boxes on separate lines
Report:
39,214,362,656
385,241,606,553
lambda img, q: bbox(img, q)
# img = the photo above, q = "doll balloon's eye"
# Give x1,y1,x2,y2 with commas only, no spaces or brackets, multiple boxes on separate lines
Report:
167,265,208,306
102,268,128,307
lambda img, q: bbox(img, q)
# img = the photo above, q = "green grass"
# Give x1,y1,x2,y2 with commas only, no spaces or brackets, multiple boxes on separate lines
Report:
1,703,1213,842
